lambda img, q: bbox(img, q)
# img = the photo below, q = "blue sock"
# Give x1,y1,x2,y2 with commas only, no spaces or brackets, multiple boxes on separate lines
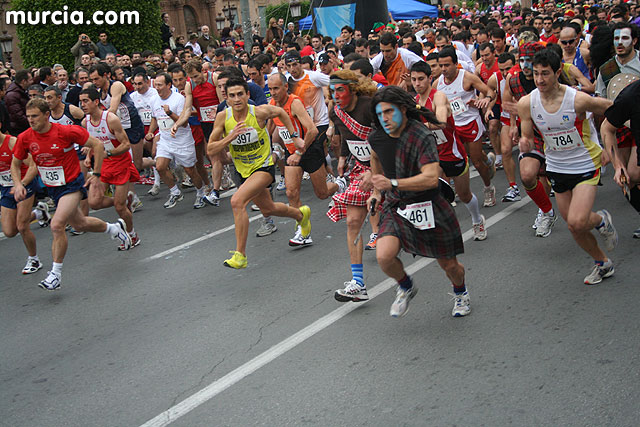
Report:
398,274,413,290
351,264,364,286
453,281,466,294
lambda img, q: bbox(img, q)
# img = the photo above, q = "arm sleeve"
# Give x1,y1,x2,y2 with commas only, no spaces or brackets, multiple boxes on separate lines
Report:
370,53,383,75
604,85,634,128
248,83,268,105
399,48,423,69
309,71,330,88
67,125,90,146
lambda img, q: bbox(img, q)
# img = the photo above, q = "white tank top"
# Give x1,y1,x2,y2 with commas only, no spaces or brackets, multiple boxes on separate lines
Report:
437,70,479,126
530,86,601,174
86,111,119,152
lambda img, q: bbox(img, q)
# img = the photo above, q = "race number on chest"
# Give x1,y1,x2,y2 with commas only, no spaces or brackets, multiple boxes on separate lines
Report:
0,170,13,186
38,166,66,186
543,127,582,151
233,128,259,146
346,139,372,162
449,97,468,116
397,201,435,230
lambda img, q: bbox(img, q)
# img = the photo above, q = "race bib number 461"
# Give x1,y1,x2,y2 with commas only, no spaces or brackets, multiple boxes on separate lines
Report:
397,201,435,230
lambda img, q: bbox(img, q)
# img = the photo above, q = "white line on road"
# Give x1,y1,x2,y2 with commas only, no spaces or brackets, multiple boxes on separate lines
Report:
139,197,532,427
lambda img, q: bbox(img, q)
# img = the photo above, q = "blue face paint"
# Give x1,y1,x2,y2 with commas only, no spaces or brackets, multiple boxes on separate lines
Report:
375,104,403,135
329,84,337,102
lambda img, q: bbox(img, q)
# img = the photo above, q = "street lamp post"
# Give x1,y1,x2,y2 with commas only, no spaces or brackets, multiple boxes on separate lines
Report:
0,31,13,63
290,0,302,18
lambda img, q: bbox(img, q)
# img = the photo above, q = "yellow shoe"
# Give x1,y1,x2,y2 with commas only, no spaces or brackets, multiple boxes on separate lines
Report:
297,205,311,237
223,250,247,269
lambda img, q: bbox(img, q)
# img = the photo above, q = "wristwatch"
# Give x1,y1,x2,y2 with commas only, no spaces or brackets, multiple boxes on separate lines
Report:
390,179,398,189
93,172,101,177
290,131,299,139
106,150,113,157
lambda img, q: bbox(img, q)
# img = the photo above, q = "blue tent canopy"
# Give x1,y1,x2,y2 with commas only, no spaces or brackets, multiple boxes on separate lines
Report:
298,15,313,30
388,0,438,20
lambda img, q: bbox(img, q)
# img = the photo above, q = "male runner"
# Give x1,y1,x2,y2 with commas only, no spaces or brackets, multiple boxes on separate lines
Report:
437,48,497,207
476,42,503,169
518,50,616,285
80,87,141,248
368,86,471,318
412,61,487,240
370,32,423,86
0,125,50,274
145,73,207,209
207,78,311,269
504,42,557,236
11,98,131,291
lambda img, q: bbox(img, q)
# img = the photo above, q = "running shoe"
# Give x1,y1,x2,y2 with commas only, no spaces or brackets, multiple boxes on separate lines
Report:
181,176,193,188
532,209,543,230
535,210,557,238
334,280,369,302
276,176,286,191
596,210,618,252
502,186,521,202
303,172,310,180
297,205,311,237
472,215,487,241
164,193,184,209
147,184,160,196
289,226,313,246
335,176,348,193
193,194,206,209
119,234,141,251
221,165,236,190
483,185,496,207
485,152,496,180
633,226,640,239
224,250,247,269
584,260,615,285
390,285,418,318
69,227,85,236
450,291,471,317
22,258,43,274
256,217,277,237
495,158,503,170
251,204,260,211
38,271,61,291
113,218,132,250
204,189,220,207
44,197,55,210
131,193,143,212
126,191,134,212
35,201,51,227
365,233,378,250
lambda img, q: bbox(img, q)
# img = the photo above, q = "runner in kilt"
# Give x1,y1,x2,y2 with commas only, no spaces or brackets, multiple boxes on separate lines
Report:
326,70,380,303
367,86,471,319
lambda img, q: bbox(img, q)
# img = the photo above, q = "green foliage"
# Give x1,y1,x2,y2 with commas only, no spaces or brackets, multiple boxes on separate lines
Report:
265,1,311,30
12,0,162,71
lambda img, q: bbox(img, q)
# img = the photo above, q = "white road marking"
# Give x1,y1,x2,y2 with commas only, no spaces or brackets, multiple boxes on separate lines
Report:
139,197,532,427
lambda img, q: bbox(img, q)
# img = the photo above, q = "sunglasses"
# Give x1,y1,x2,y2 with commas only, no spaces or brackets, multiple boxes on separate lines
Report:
560,38,577,45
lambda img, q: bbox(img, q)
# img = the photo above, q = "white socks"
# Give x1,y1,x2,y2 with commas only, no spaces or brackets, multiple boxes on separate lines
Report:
465,193,483,225
52,262,63,276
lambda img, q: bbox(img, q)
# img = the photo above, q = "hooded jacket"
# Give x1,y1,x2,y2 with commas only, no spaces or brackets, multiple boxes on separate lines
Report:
5,81,29,135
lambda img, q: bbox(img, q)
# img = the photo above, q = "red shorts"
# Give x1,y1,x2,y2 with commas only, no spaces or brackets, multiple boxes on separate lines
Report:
617,127,635,149
455,116,485,144
101,159,140,186
191,124,204,146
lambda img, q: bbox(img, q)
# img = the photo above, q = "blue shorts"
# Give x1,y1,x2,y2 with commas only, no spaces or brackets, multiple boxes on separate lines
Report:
76,145,86,161
46,173,87,206
126,124,145,145
0,181,37,209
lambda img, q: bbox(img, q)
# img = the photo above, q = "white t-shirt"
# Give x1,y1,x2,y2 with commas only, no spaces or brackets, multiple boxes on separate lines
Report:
151,91,194,147
130,87,160,126
289,69,330,127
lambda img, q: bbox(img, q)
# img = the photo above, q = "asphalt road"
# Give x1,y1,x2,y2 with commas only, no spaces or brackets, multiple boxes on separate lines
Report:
1,164,639,427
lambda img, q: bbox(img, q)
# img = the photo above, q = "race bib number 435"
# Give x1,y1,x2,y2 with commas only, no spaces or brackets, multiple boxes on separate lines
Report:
397,201,435,230
38,166,66,186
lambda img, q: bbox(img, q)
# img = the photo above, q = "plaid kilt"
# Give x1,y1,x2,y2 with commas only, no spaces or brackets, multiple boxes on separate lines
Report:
327,162,370,222
616,126,635,148
378,193,464,259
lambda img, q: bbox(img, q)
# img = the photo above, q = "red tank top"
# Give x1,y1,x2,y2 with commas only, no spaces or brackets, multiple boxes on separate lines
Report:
190,71,220,122
270,94,305,154
417,89,467,162
0,134,28,183
479,60,499,83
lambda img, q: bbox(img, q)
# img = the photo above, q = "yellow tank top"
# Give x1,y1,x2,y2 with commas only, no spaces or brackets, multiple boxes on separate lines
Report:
224,105,273,178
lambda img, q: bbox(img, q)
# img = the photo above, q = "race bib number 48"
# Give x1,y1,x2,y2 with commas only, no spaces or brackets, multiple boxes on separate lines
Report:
38,166,66,186
397,201,435,230
543,127,582,151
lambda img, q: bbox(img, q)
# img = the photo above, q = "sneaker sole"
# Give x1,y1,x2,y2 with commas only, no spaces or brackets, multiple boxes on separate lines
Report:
334,291,369,303
38,282,60,291
584,267,615,285
453,308,471,317
390,288,418,318
223,261,247,269
288,240,313,247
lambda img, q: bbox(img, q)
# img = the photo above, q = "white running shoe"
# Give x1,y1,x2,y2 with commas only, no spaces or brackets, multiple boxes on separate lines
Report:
112,218,132,250
584,260,615,285
390,285,418,318
532,209,543,230
596,210,618,252
251,204,260,211
535,210,557,238
35,201,51,227
147,184,160,196
502,186,521,202
164,193,184,209
204,189,220,207
193,194,206,209
276,176,286,191
22,258,43,274
472,215,487,241
334,280,369,302
303,172,310,180
483,185,496,207
288,226,313,247
256,217,277,237
131,193,143,212
450,291,471,317
39,271,61,291
335,176,348,193
485,152,496,180
181,176,193,188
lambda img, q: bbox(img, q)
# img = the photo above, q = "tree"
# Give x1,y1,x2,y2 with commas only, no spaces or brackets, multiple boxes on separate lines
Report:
11,0,162,71
265,1,312,31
